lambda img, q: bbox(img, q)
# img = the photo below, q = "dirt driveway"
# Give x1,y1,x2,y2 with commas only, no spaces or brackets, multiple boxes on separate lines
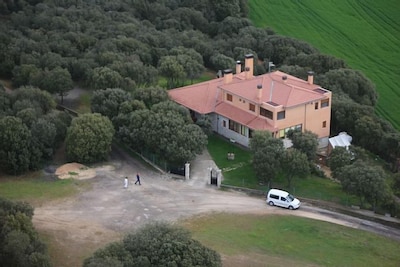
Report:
32,146,400,266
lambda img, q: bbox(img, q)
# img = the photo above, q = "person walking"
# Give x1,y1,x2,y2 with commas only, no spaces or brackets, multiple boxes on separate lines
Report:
135,173,141,185
124,177,128,189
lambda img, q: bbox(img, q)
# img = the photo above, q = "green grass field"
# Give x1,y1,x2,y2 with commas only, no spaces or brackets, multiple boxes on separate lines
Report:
249,0,400,130
0,171,88,206
183,213,400,267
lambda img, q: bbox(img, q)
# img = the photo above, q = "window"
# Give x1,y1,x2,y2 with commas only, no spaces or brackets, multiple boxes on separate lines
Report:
229,120,237,132
321,99,329,108
229,120,246,136
279,129,285,138
249,103,255,112
270,194,279,200
223,120,226,127
277,111,285,120
315,102,319,109
260,107,273,119
240,126,246,136
278,124,302,139
227,94,232,102
322,121,327,128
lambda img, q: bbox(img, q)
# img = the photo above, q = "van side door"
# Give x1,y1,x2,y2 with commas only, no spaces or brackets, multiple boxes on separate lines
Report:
279,196,288,208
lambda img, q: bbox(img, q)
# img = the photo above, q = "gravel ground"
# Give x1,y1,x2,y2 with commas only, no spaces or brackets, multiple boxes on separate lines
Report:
32,146,400,266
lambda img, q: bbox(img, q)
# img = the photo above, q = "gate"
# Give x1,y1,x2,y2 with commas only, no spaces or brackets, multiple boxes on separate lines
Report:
210,168,218,185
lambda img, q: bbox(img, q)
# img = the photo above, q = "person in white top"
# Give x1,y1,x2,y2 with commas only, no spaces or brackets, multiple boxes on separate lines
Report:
124,177,128,189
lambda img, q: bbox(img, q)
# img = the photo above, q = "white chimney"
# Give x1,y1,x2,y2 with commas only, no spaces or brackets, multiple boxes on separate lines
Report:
236,60,241,74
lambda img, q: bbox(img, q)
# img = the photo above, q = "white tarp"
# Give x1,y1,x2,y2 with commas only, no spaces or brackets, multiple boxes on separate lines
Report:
329,132,352,149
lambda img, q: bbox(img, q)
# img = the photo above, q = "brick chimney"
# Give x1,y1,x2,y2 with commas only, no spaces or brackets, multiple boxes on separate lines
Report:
257,84,263,100
245,54,254,79
307,71,314,85
236,60,241,74
224,69,233,84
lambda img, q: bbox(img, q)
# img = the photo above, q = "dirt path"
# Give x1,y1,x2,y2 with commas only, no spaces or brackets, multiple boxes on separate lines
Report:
32,147,400,266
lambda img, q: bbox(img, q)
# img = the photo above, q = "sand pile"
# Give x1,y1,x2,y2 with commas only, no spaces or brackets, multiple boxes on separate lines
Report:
55,163,96,180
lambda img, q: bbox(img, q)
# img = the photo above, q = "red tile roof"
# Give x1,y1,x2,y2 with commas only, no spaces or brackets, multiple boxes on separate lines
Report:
219,71,326,107
168,77,223,114
168,70,329,130
215,102,276,131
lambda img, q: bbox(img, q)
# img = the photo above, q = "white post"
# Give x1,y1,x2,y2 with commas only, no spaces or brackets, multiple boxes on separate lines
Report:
217,169,222,188
185,162,190,180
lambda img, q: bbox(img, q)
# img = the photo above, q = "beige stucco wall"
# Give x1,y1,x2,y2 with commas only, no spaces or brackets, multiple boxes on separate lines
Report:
225,92,258,115
223,90,331,139
276,98,331,138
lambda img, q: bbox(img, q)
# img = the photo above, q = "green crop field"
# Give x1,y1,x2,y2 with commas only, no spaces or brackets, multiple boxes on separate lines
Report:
249,0,400,130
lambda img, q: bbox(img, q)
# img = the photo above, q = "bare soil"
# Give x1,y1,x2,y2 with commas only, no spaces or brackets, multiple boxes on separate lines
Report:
32,147,400,267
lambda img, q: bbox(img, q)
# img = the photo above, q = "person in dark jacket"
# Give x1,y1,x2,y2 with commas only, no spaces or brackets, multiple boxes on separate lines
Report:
135,173,141,185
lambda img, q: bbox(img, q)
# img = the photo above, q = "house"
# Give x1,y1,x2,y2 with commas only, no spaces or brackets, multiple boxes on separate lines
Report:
168,54,332,148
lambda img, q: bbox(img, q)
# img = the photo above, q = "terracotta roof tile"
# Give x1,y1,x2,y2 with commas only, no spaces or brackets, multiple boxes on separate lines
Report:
215,102,275,131
168,70,330,130
219,71,326,107
168,78,223,114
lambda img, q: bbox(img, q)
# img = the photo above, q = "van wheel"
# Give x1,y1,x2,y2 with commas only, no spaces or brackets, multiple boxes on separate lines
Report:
288,206,294,210
268,201,274,206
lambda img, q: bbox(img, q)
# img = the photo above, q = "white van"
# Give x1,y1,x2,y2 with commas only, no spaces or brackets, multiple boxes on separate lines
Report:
266,189,301,210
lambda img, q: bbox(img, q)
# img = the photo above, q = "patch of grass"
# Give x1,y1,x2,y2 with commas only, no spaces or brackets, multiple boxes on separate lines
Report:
272,174,359,205
183,213,400,267
195,71,216,82
249,0,400,130
207,135,263,189
0,171,87,206
207,134,358,205
159,70,216,89
76,91,92,113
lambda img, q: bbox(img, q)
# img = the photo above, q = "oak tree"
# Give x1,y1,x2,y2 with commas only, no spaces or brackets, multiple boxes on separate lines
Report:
66,113,115,163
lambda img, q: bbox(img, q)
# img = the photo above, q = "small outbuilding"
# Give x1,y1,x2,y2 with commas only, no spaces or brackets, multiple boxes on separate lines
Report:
327,132,352,155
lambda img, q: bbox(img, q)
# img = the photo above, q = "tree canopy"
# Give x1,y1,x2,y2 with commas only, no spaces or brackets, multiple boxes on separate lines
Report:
0,197,51,267
287,130,318,161
66,113,115,163
83,222,221,267
249,131,284,188
328,146,353,178
339,160,390,210
0,86,70,174
92,87,206,166
281,148,310,188
0,116,31,174
91,88,132,120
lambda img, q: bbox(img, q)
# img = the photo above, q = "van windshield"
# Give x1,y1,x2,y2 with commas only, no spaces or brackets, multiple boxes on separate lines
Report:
287,194,295,202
